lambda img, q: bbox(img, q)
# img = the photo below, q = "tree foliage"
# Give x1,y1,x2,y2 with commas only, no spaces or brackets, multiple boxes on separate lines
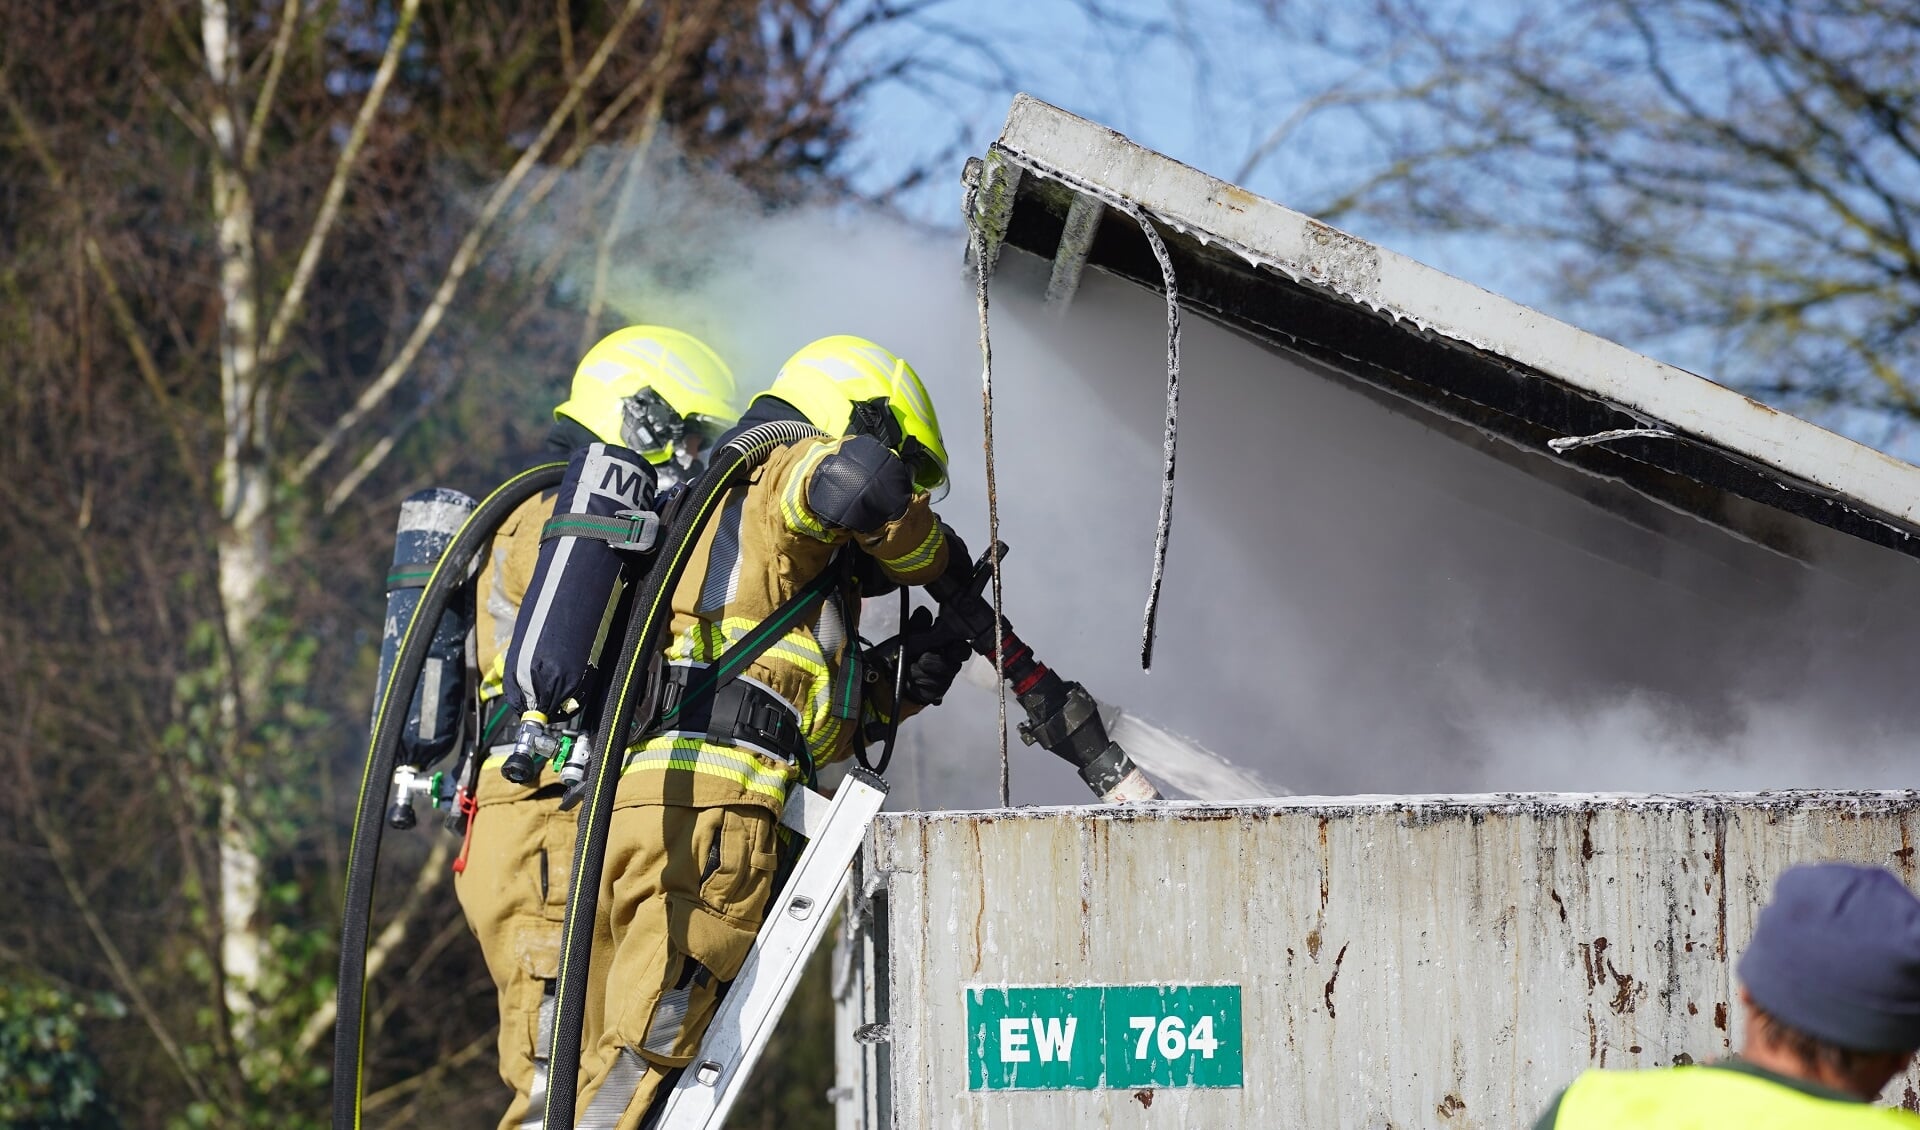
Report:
0,0,958,1124
0,979,123,1129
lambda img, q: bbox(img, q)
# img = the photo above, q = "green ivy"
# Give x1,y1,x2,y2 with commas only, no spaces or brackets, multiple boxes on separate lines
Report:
0,979,123,1129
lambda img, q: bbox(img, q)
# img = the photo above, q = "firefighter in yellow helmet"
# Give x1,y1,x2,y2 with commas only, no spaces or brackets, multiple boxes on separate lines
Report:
569,335,973,1126
553,324,740,491
456,325,739,1130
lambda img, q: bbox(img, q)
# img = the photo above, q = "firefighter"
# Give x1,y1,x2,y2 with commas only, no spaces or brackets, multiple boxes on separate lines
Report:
1535,863,1920,1128
569,334,973,1126
455,324,739,1130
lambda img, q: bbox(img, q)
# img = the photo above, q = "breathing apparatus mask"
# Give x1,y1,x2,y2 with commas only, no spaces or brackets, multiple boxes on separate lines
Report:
621,387,728,490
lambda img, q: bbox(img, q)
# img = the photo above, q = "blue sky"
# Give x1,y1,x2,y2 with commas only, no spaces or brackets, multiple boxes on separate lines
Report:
826,1,1920,463
836,1,1568,360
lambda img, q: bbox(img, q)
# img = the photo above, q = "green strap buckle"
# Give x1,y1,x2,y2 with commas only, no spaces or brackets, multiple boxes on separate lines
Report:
541,508,661,553
548,733,575,773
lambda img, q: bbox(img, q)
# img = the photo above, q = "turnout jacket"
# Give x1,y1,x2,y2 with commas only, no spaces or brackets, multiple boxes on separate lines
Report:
474,491,552,703
621,433,950,814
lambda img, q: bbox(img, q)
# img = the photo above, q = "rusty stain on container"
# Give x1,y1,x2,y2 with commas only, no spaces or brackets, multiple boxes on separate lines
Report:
1590,937,1641,1015
1133,1089,1154,1108
1210,185,1256,215
1323,942,1348,1018
1436,1093,1466,1118
1317,816,1331,910
1713,817,1729,961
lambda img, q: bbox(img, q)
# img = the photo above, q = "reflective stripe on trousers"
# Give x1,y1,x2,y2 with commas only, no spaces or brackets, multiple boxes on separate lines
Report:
518,983,557,1130
578,1049,650,1130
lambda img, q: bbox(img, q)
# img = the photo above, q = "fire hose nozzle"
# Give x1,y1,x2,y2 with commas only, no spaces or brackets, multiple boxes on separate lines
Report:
1016,681,1160,803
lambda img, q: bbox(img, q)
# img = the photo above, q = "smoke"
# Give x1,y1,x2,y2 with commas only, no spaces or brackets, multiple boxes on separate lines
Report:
515,147,1920,808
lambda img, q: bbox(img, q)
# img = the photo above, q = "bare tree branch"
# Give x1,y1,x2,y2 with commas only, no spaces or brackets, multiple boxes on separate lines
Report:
290,0,654,488
15,715,224,1117
258,0,423,367
243,0,305,173
1,73,207,493
361,1029,492,1113
292,836,453,1058
582,78,670,352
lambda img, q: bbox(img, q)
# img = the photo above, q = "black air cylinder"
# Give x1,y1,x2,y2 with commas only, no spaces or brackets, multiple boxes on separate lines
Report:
505,443,656,718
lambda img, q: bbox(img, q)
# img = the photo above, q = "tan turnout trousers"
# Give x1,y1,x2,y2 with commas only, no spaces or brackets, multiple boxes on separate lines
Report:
569,791,780,1128
453,488,579,1130
454,760,579,1130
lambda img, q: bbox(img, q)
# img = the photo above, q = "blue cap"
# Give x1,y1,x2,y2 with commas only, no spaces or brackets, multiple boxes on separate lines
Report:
1737,863,1920,1052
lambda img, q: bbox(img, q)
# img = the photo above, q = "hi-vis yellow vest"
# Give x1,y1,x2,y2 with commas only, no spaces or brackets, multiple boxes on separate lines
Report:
1557,1066,1920,1129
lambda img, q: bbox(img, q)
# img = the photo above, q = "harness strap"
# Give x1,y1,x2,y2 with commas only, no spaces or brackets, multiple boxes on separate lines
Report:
660,556,846,722
651,667,809,769
540,508,661,552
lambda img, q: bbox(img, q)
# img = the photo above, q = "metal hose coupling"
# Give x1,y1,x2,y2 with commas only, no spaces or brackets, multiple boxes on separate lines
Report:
386,763,457,829
1016,681,1159,803
500,713,562,784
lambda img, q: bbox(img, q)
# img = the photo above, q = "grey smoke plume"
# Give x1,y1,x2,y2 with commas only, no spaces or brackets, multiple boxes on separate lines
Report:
520,148,1920,809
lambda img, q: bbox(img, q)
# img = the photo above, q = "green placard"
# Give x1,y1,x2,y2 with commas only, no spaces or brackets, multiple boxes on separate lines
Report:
965,984,1243,1091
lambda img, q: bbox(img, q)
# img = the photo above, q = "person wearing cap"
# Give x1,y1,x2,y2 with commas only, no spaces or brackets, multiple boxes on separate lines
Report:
1535,862,1920,1127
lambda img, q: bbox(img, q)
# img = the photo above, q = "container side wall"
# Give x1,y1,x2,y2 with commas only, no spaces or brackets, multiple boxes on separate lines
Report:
842,794,1920,1127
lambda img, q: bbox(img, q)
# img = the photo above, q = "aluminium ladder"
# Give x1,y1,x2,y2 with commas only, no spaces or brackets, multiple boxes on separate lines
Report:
650,767,888,1130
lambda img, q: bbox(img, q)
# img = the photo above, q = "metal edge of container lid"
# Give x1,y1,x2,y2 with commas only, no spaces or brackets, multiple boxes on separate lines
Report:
980,94,1920,564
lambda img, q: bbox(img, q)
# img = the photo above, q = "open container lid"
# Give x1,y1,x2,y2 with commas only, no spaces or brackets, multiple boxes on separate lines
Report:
970,94,1920,568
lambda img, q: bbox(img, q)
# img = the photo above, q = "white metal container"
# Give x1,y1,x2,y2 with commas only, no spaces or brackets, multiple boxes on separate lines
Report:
834,791,1920,1127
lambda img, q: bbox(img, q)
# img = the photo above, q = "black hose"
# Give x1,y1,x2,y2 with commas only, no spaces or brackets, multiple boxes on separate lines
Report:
542,419,821,1129
331,461,566,1130
858,586,909,776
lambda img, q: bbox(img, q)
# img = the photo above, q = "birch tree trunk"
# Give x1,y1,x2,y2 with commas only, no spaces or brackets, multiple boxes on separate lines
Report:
201,0,271,1052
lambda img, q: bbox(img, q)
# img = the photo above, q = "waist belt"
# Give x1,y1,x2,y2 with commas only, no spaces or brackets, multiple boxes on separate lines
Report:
647,665,808,769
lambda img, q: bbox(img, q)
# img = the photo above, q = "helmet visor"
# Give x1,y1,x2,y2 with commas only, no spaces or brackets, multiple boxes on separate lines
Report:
899,435,949,501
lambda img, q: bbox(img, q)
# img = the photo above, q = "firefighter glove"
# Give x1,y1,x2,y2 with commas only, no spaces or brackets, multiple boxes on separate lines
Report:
899,606,970,706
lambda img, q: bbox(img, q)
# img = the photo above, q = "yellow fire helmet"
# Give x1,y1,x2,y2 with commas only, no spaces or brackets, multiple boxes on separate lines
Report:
760,335,949,497
554,325,739,464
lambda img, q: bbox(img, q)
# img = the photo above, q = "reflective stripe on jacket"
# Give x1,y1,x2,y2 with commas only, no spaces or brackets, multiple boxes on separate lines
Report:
623,434,948,812
1554,1066,1920,1129
474,491,556,700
